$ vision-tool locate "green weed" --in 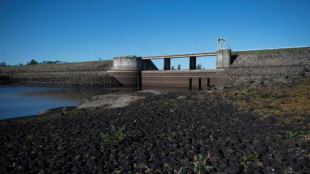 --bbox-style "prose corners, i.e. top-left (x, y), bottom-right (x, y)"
top-left (101, 133), bottom-right (111, 142)
top-left (101, 125), bottom-right (126, 144)
top-left (10, 163), bottom-right (16, 168)
top-left (194, 154), bottom-right (213, 174)
top-left (177, 154), bottom-right (212, 174)
top-left (61, 108), bottom-right (67, 115)
top-left (239, 151), bottom-right (261, 171)
top-left (38, 169), bottom-right (45, 174)
top-left (25, 135), bottom-right (33, 141)
top-left (249, 151), bottom-right (260, 161)
top-left (287, 131), bottom-right (298, 139)
top-left (299, 130), bottom-right (310, 134)
top-left (239, 155), bottom-right (247, 166)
